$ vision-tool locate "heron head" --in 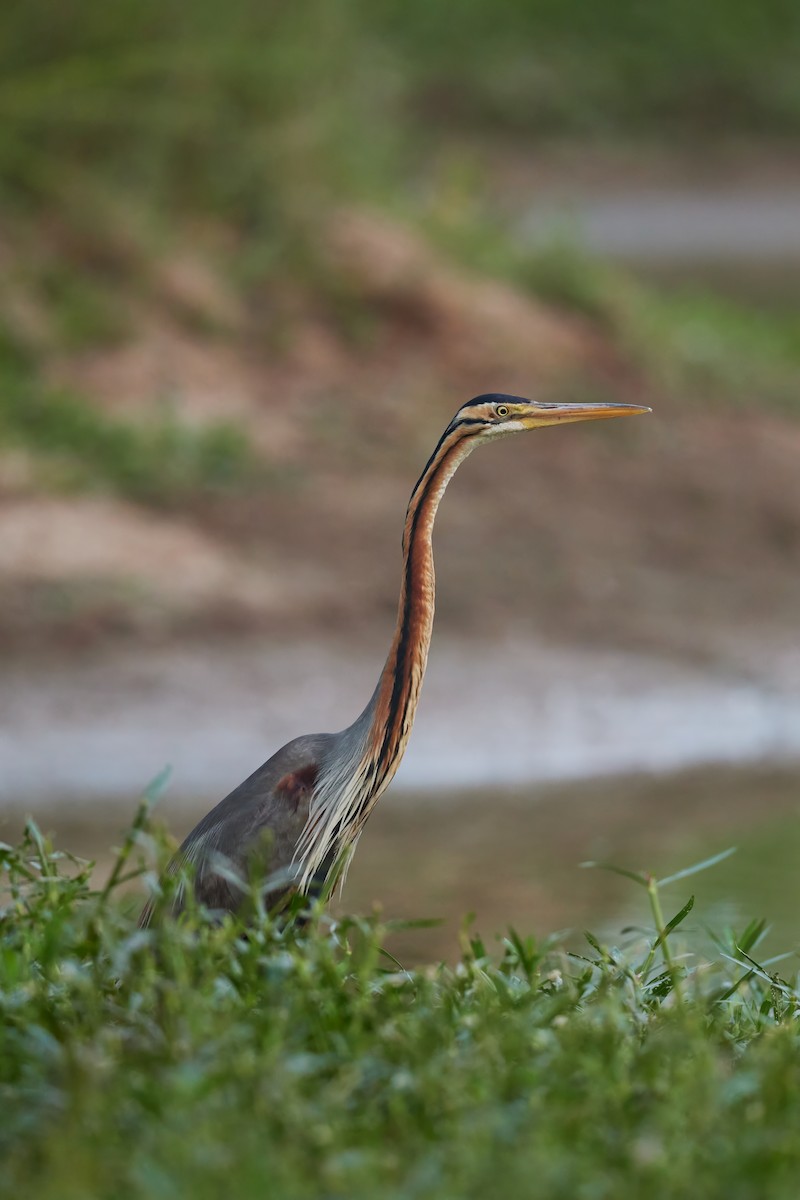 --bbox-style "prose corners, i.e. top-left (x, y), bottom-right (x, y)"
top-left (451, 393), bottom-right (651, 436)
